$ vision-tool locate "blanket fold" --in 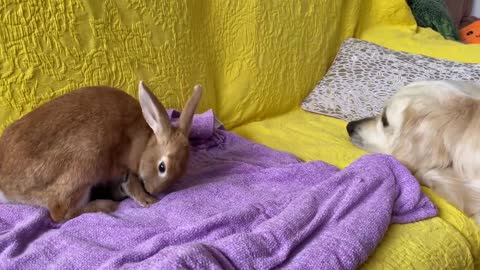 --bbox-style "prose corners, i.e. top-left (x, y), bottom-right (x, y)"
top-left (0, 110), bottom-right (437, 269)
